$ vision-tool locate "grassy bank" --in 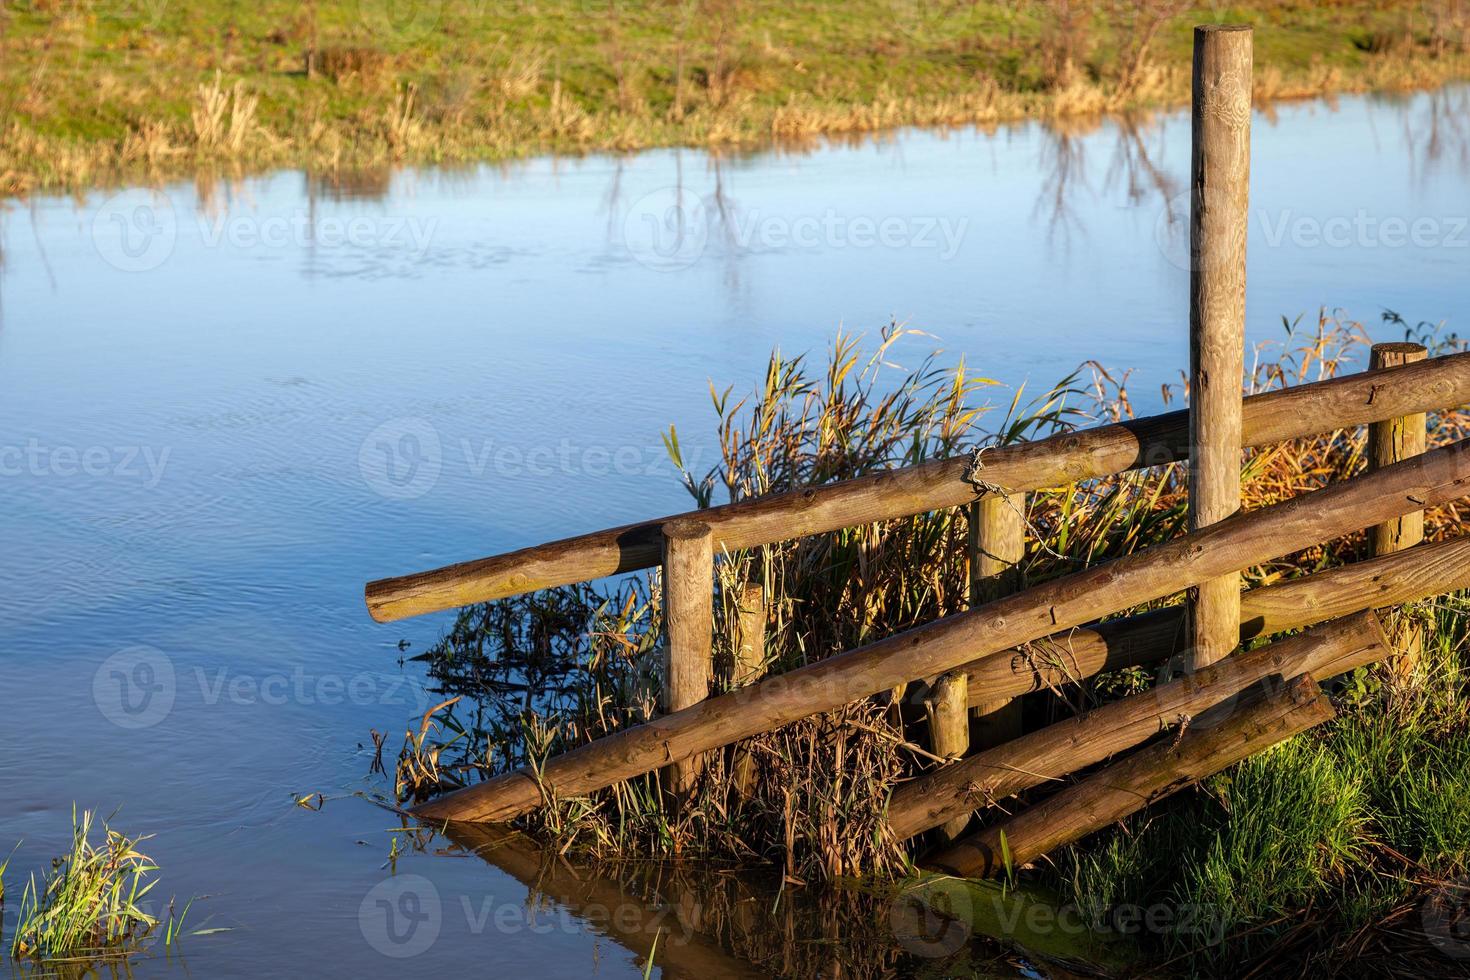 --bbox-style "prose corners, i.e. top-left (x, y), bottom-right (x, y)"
top-left (392, 314), bottom-right (1470, 975)
top-left (3, 1), bottom-right (1469, 195)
